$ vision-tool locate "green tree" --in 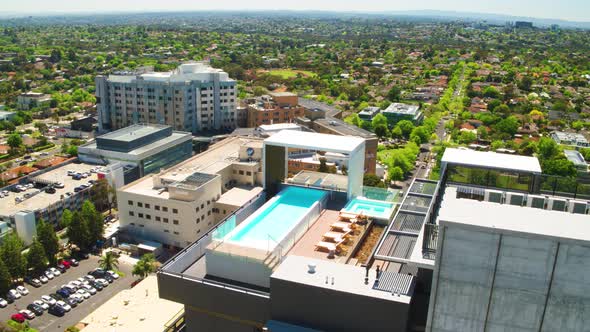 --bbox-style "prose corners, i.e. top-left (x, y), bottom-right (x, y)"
top-left (493, 116), bottom-right (519, 136)
top-left (388, 166), bottom-right (404, 183)
top-left (457, 131), bottom-right (477, 144)
top-left (538, 137), bottom-right (559, 159)
top-left (98, 251), bottom-right (119, 271)
top-left (0, 233), bottom-right (26, 280)
top-left (410, 126), bottom-right (429, 145)
top-left (60, 209), bottom-right (73, 229)
top-left (0, 259), bottom-right (11, 296)
top-left (371, 113), bottom-right (388, 128)
top-left (132, 254), bottom-right (157, 279)
top-left (26, 239), bottom-right (47, 276)
top-left (396, 120), bottom-right (415, 138)
top-left (81, 200), bottom-right (104, 246)
top-left (374, 124), bottom-right (389, 139)
top-left (318, 157), bottom-right (329, 173)
top-left (67, 211), bottom-right (90, 251)
top-left (90, 179), bottom-right (116, 214)
top-left (36, 220), bottom-right (60, 266)
top-left (33, 122), bottom-right (48, 134)
top-left (387, 86), bottom-right (401, 102)
top-left (363, 174), bottom-right (385, 188)
top-left (7, 133), bottom-right (22, 150)
top-left (390, 126), bottom-right (403, 139)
